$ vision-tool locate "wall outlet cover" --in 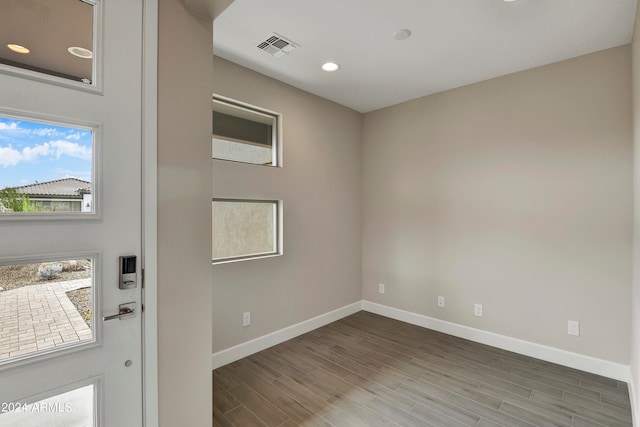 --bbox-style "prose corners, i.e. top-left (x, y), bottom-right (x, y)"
top-left (474, 304), bottom-right (483, 317)
top-left (437, 296), bottom-right (445, 308)
top-left (568, 320), bottom-right (580, 336)
top-left (379, 283), bottom-right (385, 294)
